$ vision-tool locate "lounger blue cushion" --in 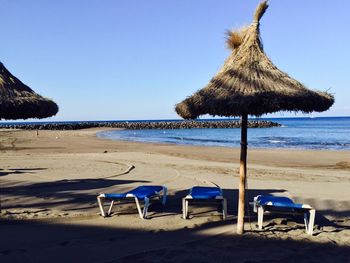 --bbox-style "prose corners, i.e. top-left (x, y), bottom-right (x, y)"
top-left (189, 186), bottom-right (222, 199)
top-left (104, 193), bottom-right (128, 199)
top-left (104, 185), bottom-right (164, 200)
top-left (256, 195), bottom-right (303, 209)
top-left (127, 185), bottom-right (164, 199)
